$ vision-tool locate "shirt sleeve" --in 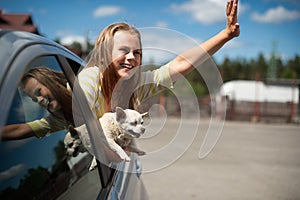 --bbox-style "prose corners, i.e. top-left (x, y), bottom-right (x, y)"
top-left (138, 62), bottom-right (174, 102)
top-left (27, 119), bottom-right (51, 138)
top-left (26, 113), bottom-right (67, 138)
top-left (77, 66), bottom-right (104, 118)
